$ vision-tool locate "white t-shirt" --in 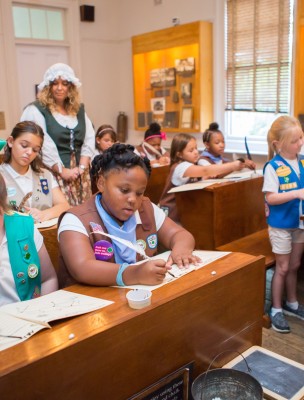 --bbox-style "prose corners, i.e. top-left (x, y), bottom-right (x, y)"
top-left (1, 163), bottom-right (58, 207)
top-left (58, 202), bottom-right (166, 238)
top-left (263, 158), bottom-right (303, 229)
top-left (0, 226), bottom-right (43, 306)
top-left (171, 161), bottom-right (195, 186)
top-left (20, 104), bottom-right (96, 169)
